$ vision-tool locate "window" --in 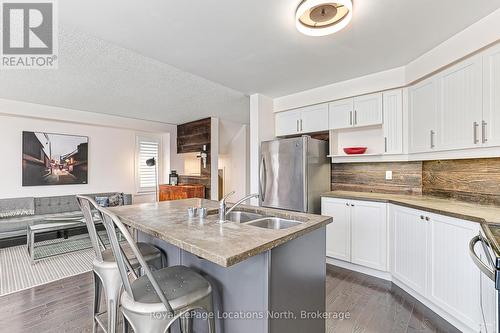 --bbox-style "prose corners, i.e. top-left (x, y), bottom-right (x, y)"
top-left (136, 135), bottom-right (160, 193)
